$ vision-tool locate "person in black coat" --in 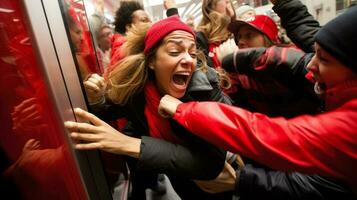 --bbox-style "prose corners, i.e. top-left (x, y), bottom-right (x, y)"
top-left (65, 15), bottom-right (235, 200)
